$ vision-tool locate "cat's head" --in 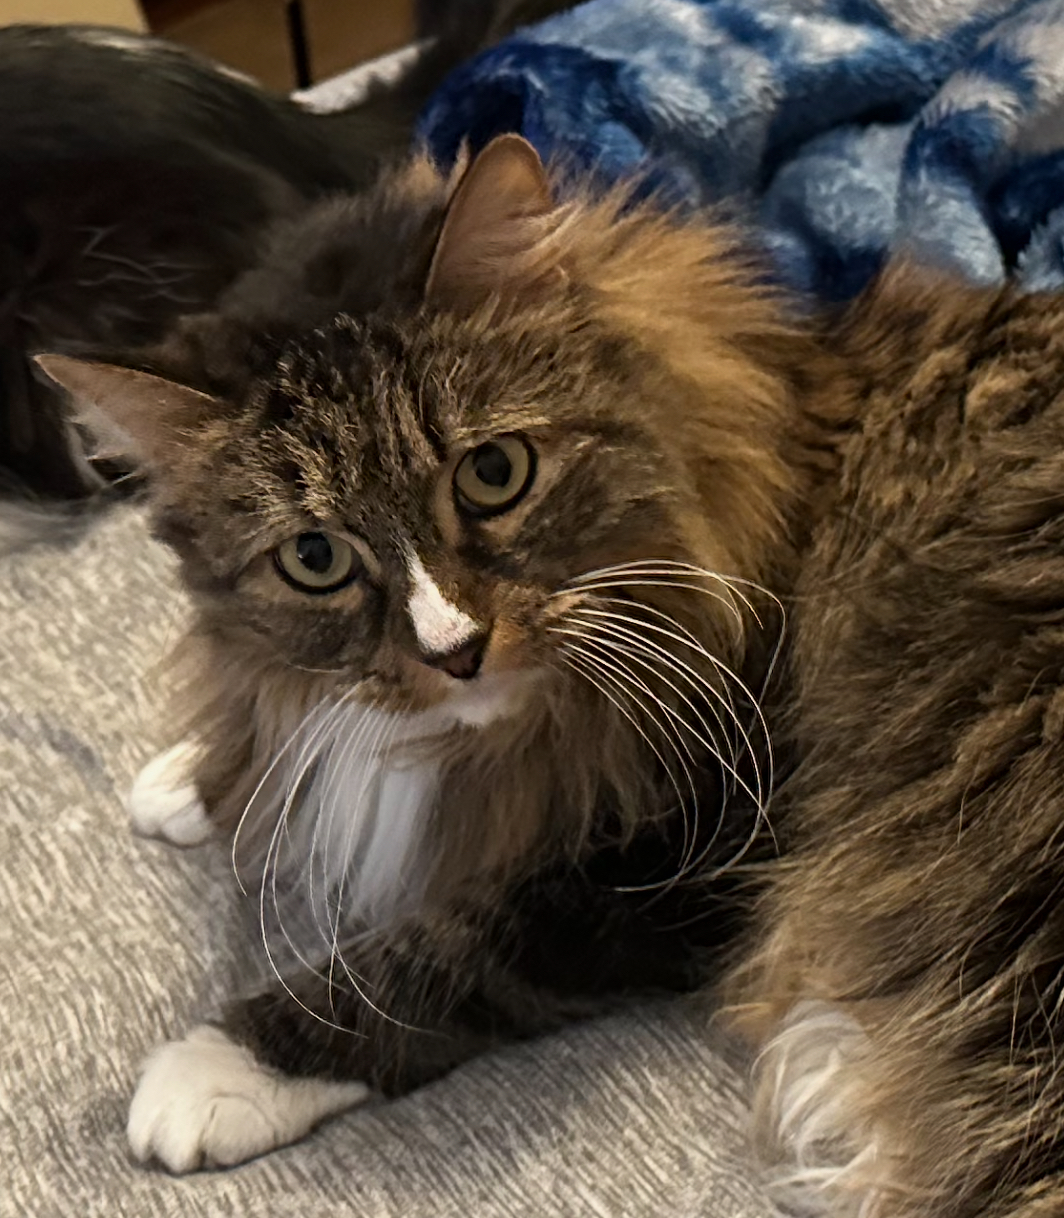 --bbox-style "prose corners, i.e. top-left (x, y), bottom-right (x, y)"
top-left (39, 135), bottom-right (810, 784)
